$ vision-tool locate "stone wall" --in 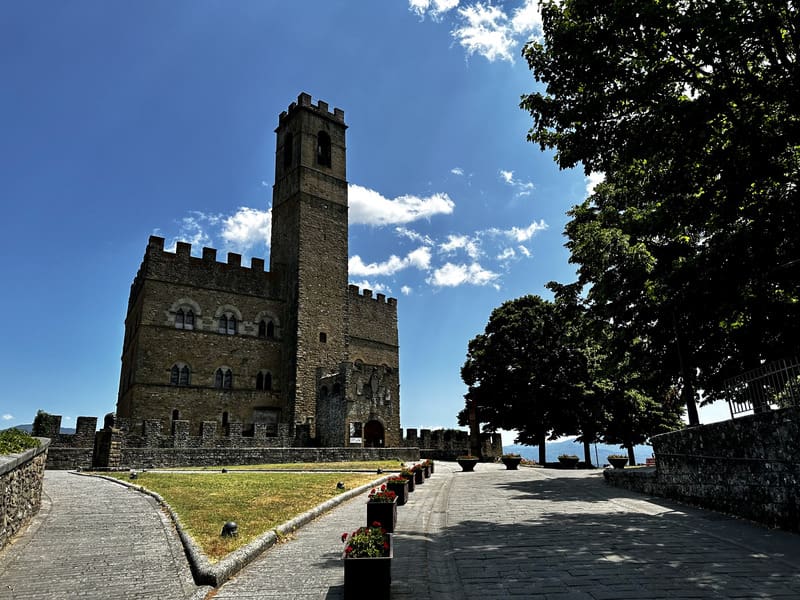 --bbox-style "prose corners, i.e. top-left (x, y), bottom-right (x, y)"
top-left (1, 438), bottom-right (50, 550)
top-left (401, 428), bottom-right (503, 461)
top-left (605, 406), bottom-right (800, 532)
